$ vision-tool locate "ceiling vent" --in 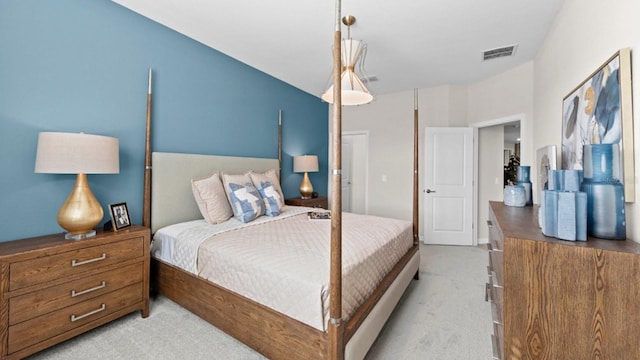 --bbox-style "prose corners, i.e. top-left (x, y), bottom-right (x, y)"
top-left (482, 45), bottom-right (517, 60)
top-left (361, 75), bottom-right (378, 83)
